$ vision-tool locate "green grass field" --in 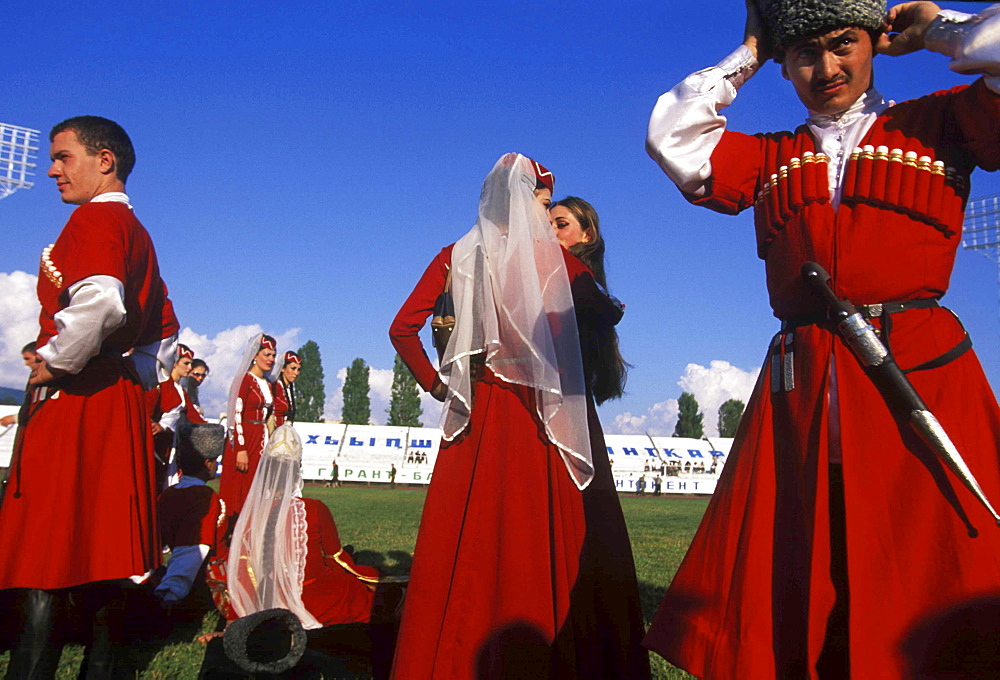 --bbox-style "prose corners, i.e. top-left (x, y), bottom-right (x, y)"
top-left (0, 487), bottom-right (707, 679)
